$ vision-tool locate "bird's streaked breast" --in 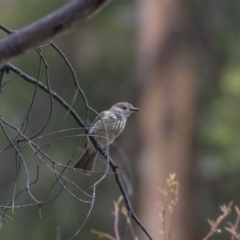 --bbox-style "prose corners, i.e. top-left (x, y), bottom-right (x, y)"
top-left (89, 112), bottom-right (126, 147)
